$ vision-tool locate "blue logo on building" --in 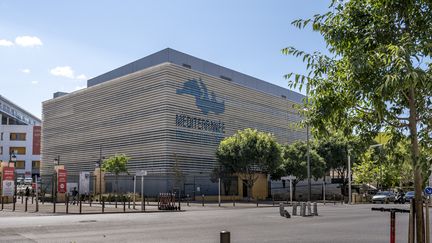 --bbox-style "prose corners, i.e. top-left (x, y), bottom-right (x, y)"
top-left (176, 78), bottom-right (225, 115)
